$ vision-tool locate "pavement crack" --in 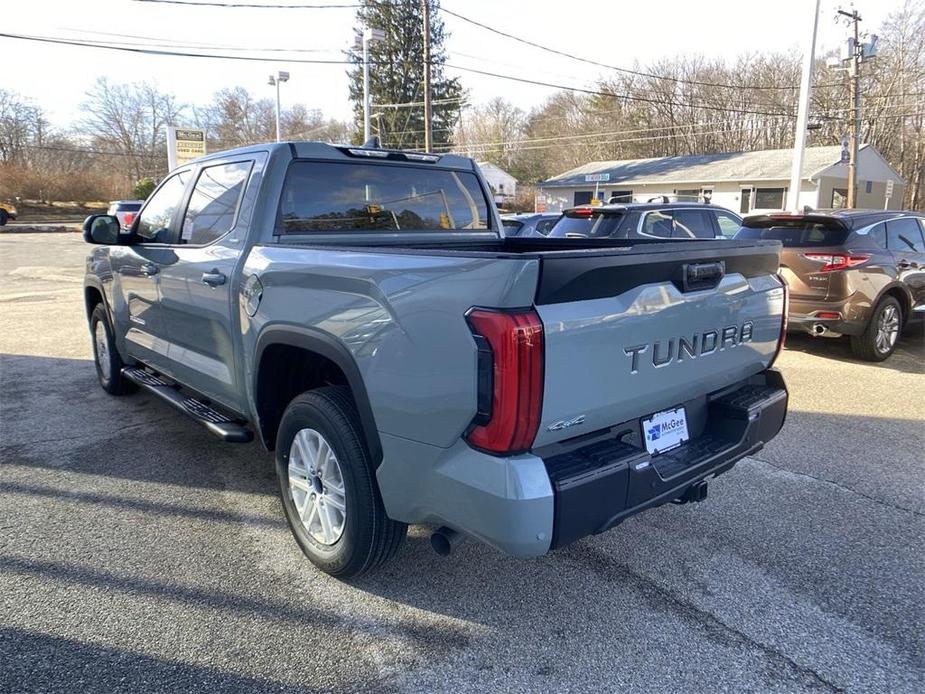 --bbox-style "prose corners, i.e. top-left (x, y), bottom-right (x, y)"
top-left (4, 421), bottom-right (150, 449)
top-left (748, 456), bottom-right (924, 518)
top-left (558, 543), bottom-right (845, 693)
